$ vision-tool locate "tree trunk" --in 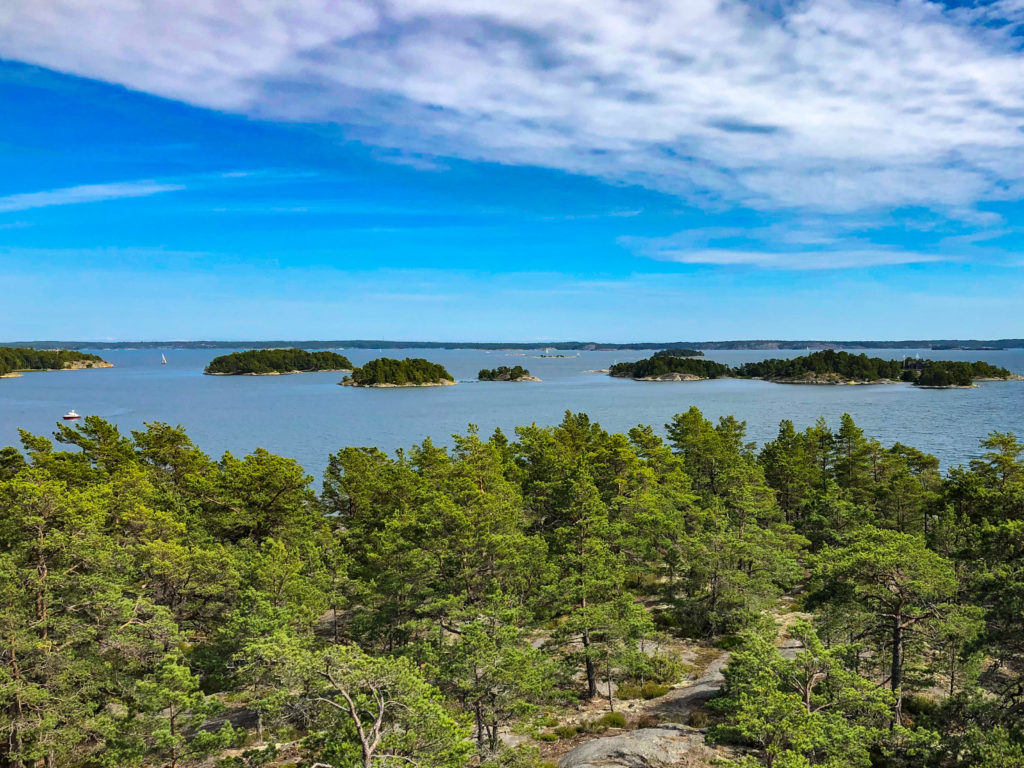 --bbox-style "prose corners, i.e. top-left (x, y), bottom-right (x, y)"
top-left (169, 703), bottom-right (178, 768)
top-left (891, 615), bottom-right (904, 724)
top-left (475, 702), bottom-right (485, 751)
top-left (582, 629), bottom-right (597, 699)
top-left (607, 657), bottom-right (614, 712)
